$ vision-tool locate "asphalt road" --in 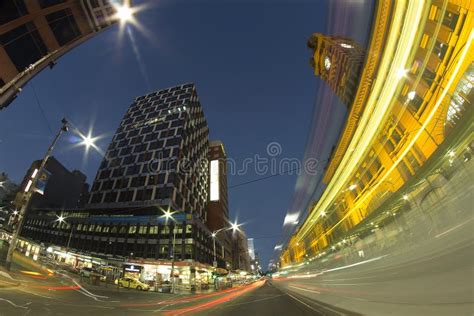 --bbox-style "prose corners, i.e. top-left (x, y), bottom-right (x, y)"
top-left (198, 280), bottom-right (359, 316)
